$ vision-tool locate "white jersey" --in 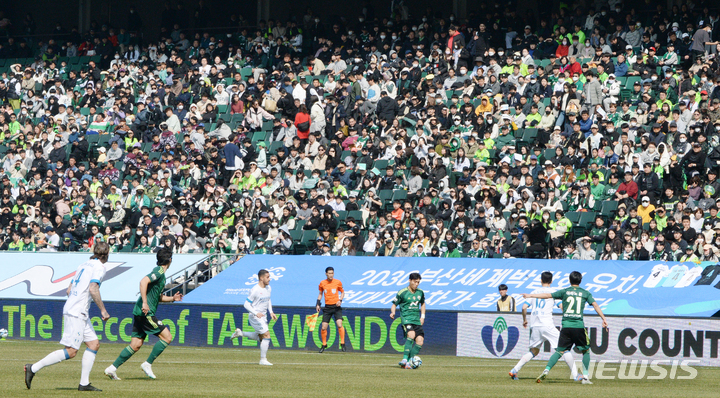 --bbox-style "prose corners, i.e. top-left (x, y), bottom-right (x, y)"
top-left (643, 264), bottom-right (670, 288)
top-left (245, 284), bottom-right (272, 317)
top-left (528, 287), bottom-right (557, 328)
top-left (63, 259), bottom-right (107, 320)
top-left (662, 265), bottom-right (688, 287)
top-left (675, 266), bottom-right (704, 288)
